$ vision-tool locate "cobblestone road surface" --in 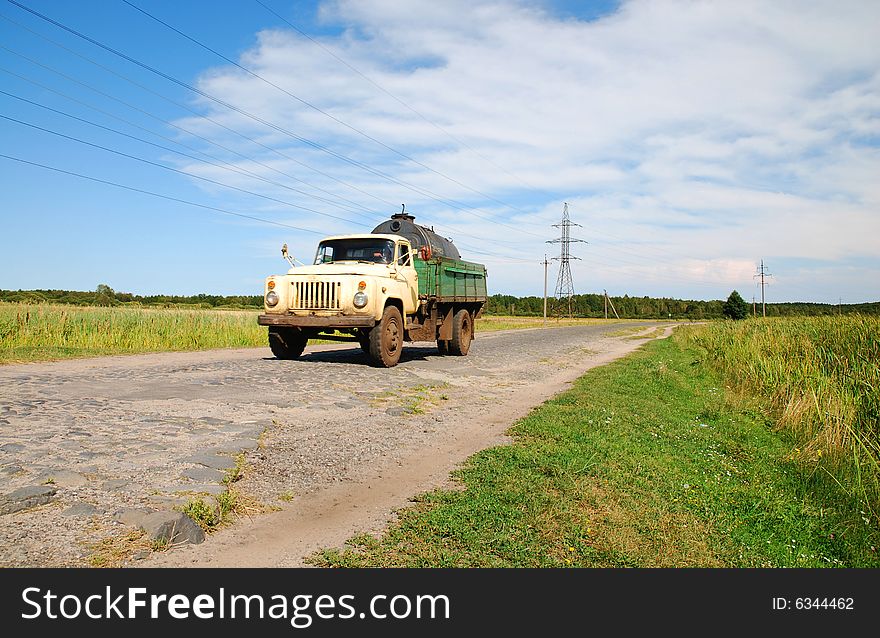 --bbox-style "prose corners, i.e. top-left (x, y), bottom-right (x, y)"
top-left (0, 321), bottom-right (663, 566)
